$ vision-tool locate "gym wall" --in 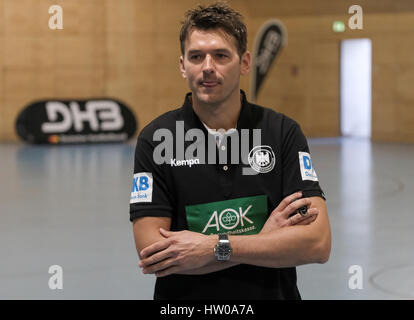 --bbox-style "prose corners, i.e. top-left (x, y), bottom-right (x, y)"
top-left (0, 0), bottom-right (413, 142)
